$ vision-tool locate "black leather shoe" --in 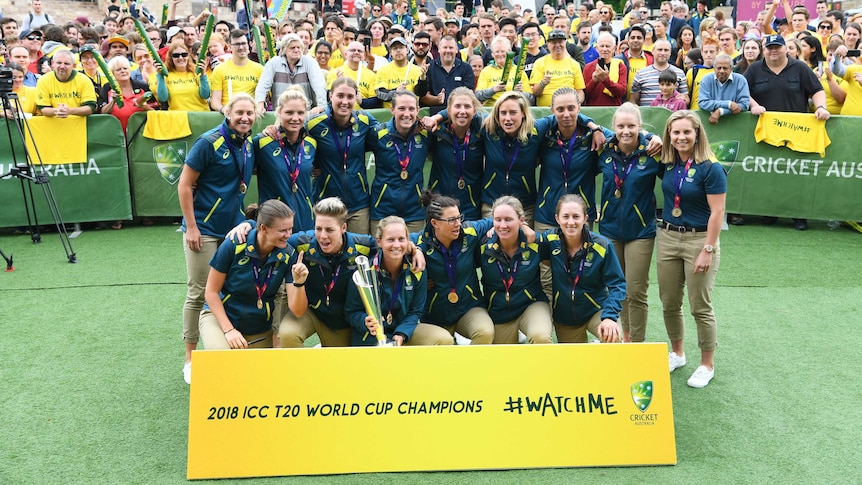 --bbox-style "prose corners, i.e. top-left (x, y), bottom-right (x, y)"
top-left (794, 219), bottom-right (808, 231)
